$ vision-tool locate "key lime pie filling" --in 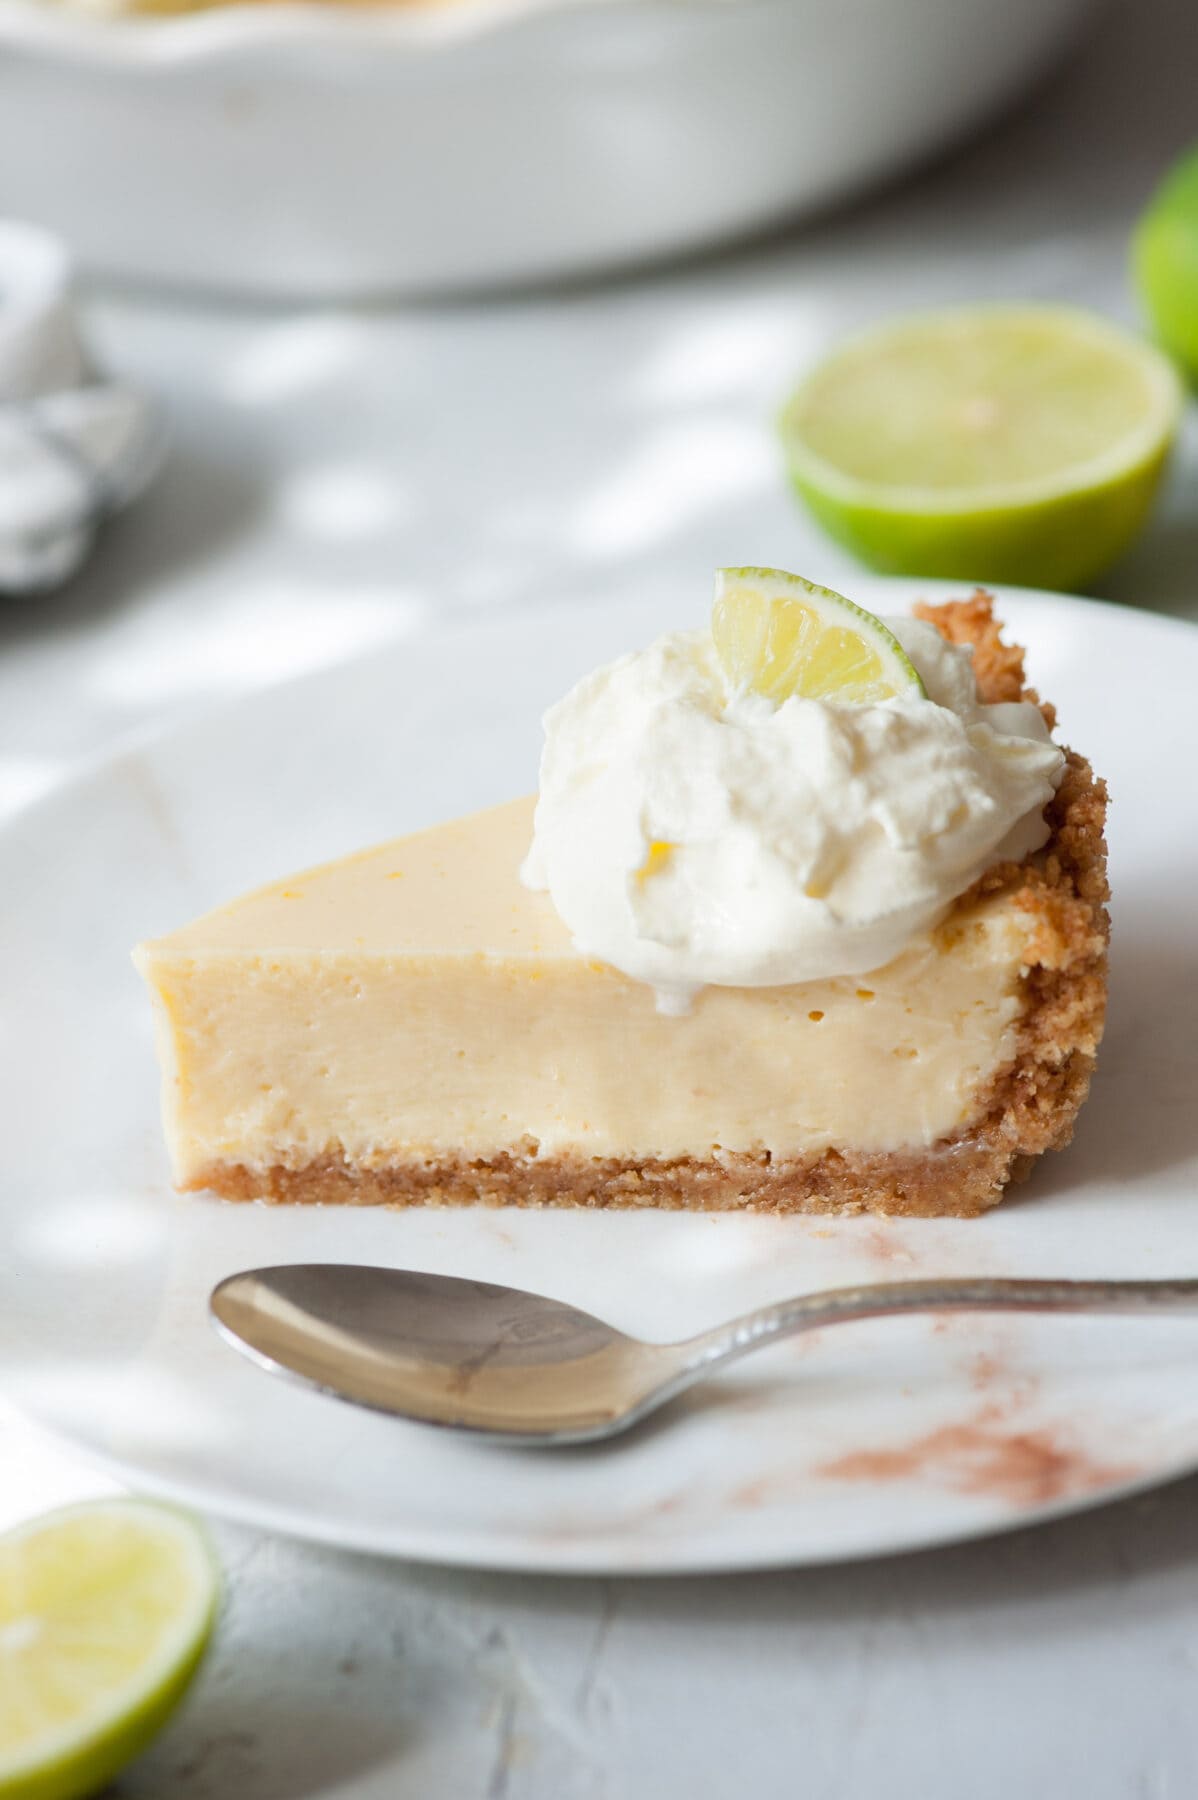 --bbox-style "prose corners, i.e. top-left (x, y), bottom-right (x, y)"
top-left (135, 575), bottom-right (1108, 1217)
